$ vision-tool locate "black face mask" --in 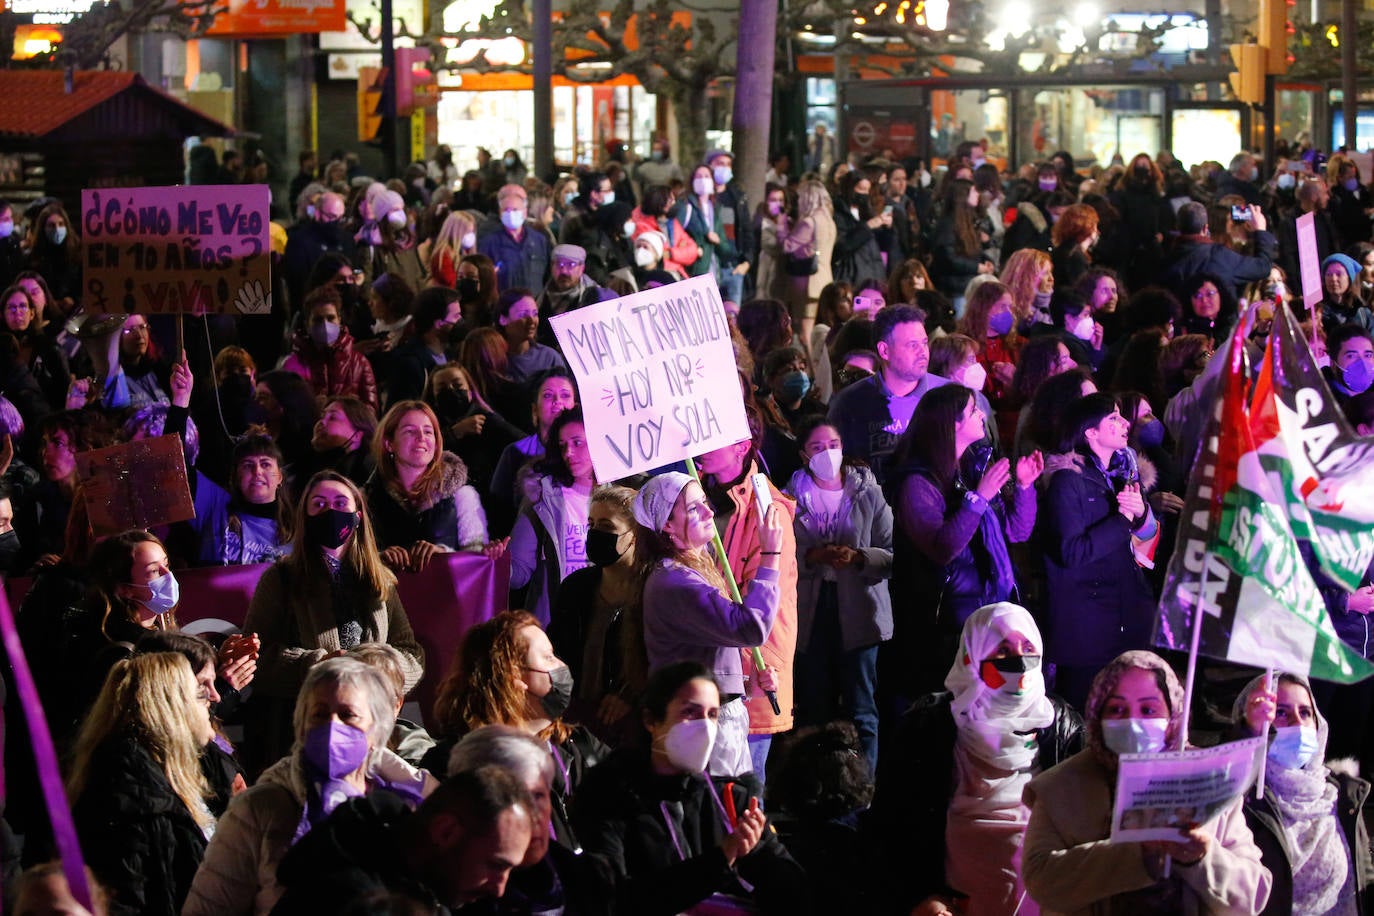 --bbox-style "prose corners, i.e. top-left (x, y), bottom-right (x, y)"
top-left (456, 277), bottom-right (480, 302)
top-left (436, 388), bottom-right (471, 421)
top-left (534, 665), bottom-right (573, 720)
top-left (0, 530), bottom-right (21, 573)
top-left (585, 527), bottom-right (627, 567)
top-left (307, 508), bottom-right (360, 550)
